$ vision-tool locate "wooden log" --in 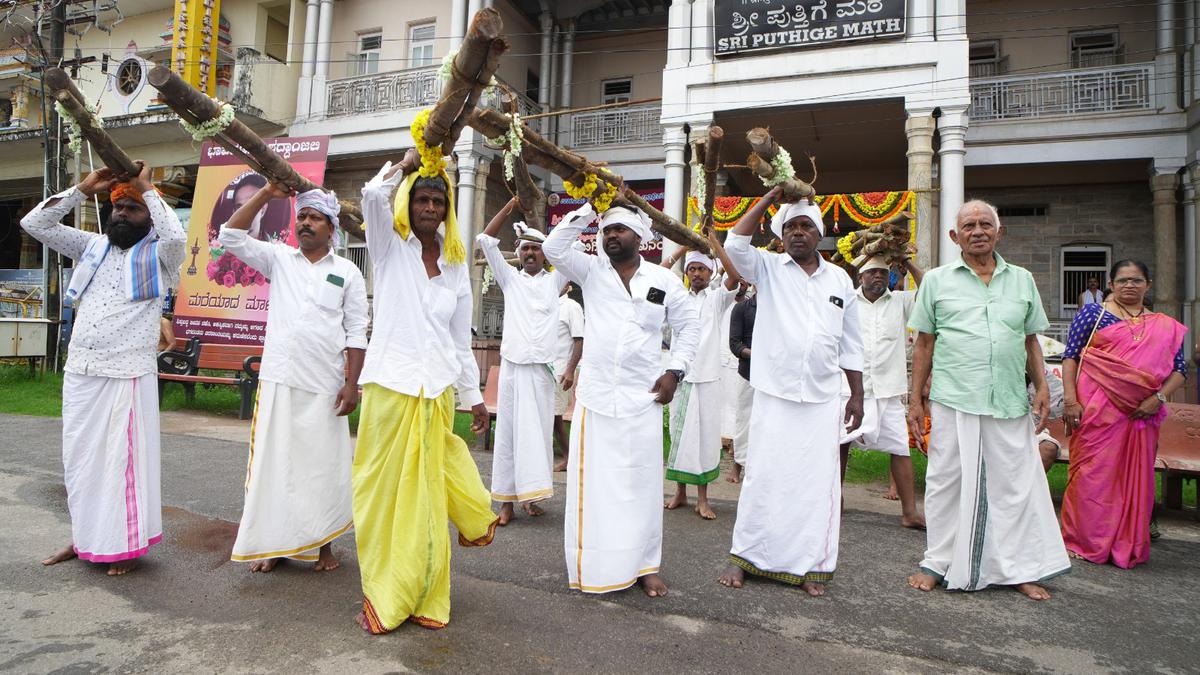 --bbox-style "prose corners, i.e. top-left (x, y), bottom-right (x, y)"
top-left (701, 126), bottom-right (723, 232)
top-left (745, 127), bottom-right (816, 202)
top-left (52, 90), bottom-right (142, 179)
top-left (511, 155), bottom-right (546, 230)
top-left (746, 127), bottom-right (778, 159)
top-left (425, 7), bottom-right (507, 150)
top-left (147, 65), bottom-right (364, 238)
